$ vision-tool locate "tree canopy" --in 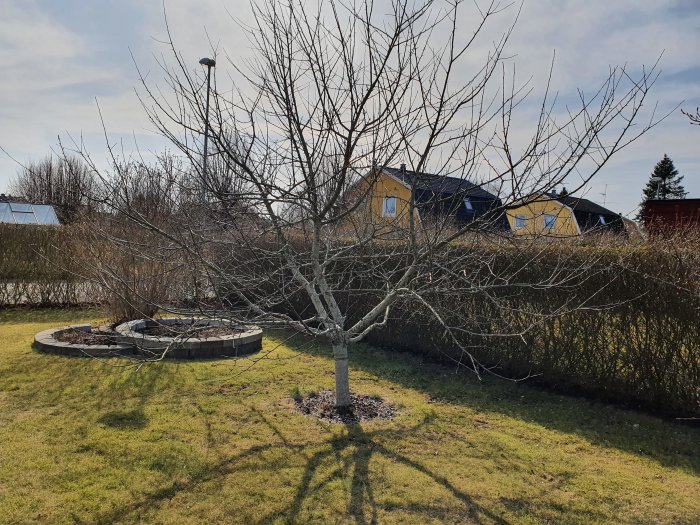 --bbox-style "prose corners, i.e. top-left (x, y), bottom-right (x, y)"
top-left (74, 0), bottom-right (662, 409)
top-left (636, 154), bottom-right (687, 221)
top-left (10, 154), bottom-right (99, 224)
